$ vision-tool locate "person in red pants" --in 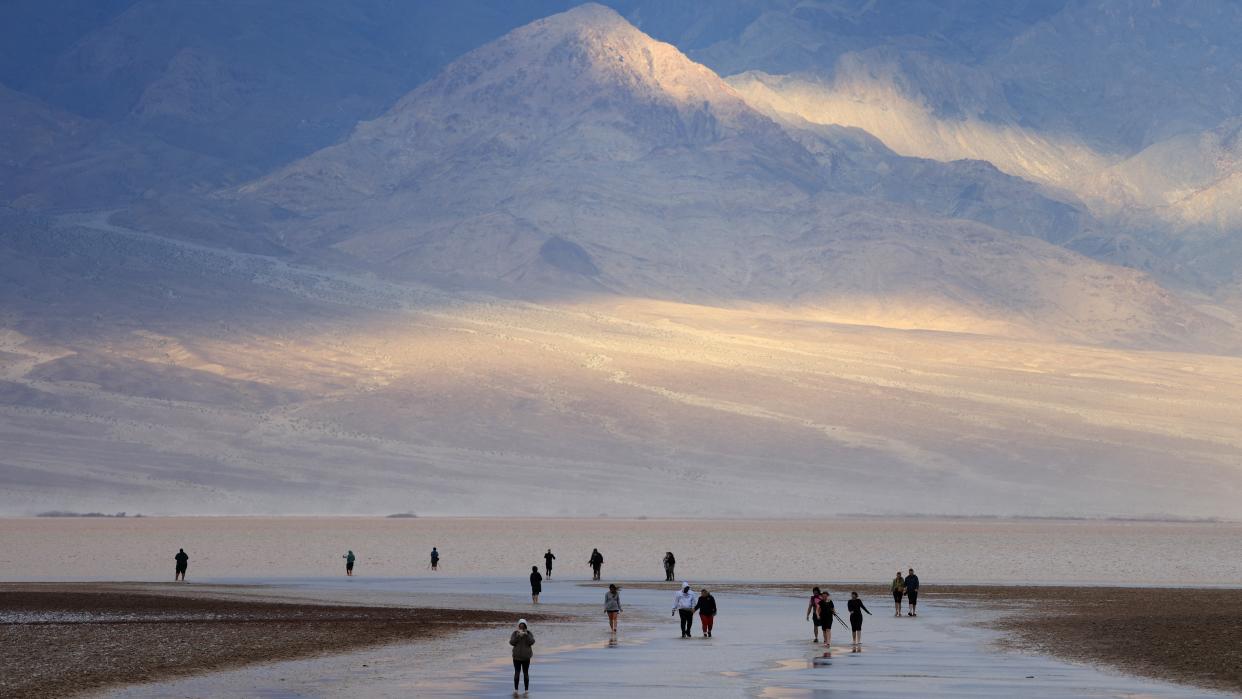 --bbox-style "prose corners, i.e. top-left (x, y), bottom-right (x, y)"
top-left (694, 588), bottom-right (717, 637)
